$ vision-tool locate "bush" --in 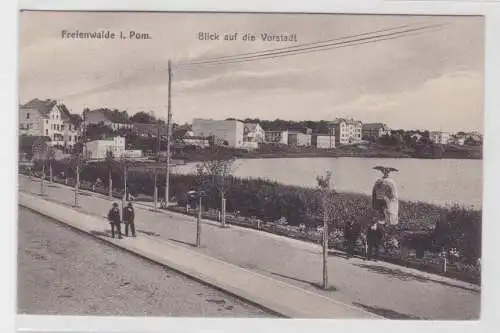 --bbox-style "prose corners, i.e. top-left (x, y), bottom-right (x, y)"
top-left (41, 160), bottom-right (481, 263)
